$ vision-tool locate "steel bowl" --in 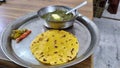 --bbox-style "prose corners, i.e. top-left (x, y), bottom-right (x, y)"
top-left (37, 5), bottom-right (77, 29)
